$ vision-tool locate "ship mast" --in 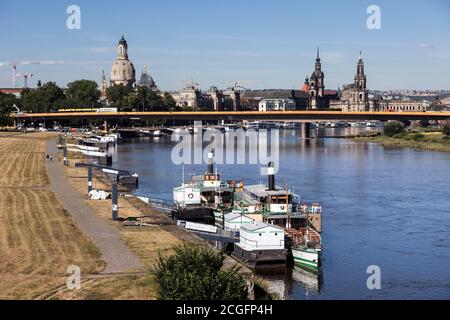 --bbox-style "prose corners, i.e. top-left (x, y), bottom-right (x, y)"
top-left (182, 164), bottom-right (185, 206)
top-left (285, 184), bottom-right (290, 229)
